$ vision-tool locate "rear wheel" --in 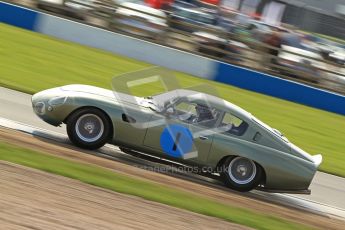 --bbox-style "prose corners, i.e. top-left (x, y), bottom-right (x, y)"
top-left (222, 156), bottom-right (262, 192)
top-left (66, 108), bottom-right (111, 150)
